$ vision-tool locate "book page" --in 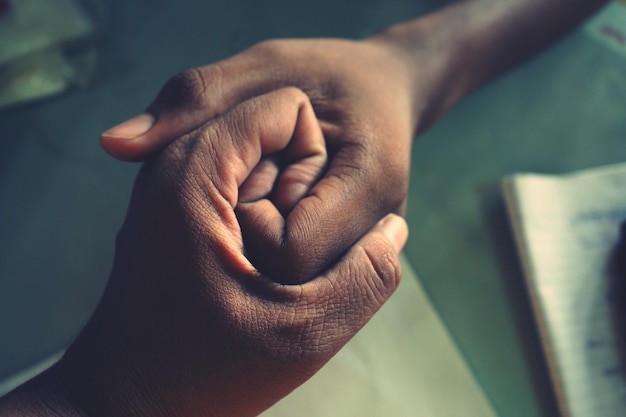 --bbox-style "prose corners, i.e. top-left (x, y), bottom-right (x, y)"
top-left (503, 164), bottom-right (626, 417)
